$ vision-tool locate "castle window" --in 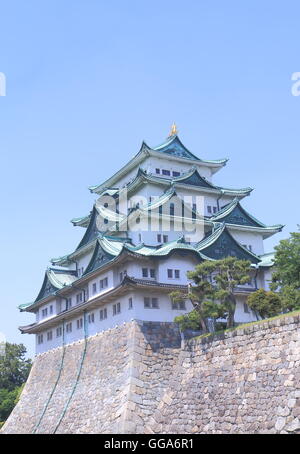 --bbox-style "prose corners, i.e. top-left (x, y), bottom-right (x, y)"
top-left (170, 203), bottom-right (174, 216)
top-left (56, 327), bottom-right (62, 337)
top-left (76, 293), bottom-right (83, 304)
top-left (167, 269), bottom-right (173, 278)
top-left (156, 168), bottom-right (160, 174)
top-left (162, 169), bottom-right (170, 176)
top-left (47, 331), bottom-right (53, 341)
top-left (207, 206), bottom-right (212, 214)
top-left (92, 283), bottom-right (97, 294)
top-left (172, 300), bottom-right (186, 310)
top-left (144, 297), bottom-right (159, 309)
top-left (113, 303), bottom-right (121, 315)
top-left (150, 269), bottom-right (155, 279)
top-left (157, 234), bottom-right (162, 243)
top-left (175, 269), bottom-right (180, 279)
top-left (42, 308), bottom-right (48, 318)
top-left (163, 235), bottom-right (168, 243)
top-left (172, 171), bottom-right (180, 177)
top-left (213, 206), bottom-right (217, 213)
top-left (77, 318), bottom-right (83, 329)
top-left (128, 297), bottom-right (133, 309)
top-left (37, 334), bottom-right (43, 345)
top-left (88, 313), bottom-right (94, 324)
top-left (49, 305), bottom-right (53, 315)
top-left (152, 297), bottom-right (159, 308)
top-left (100, 277), bottom-right (108, 289)
top-left (66, 297), bottom-right (72, 309)
top-left (66, 322), bottom-right (72, 333)
top-left (100, 308), bottom-right (107, 320)
top-left (142, 268), bottom-right (148, 278)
